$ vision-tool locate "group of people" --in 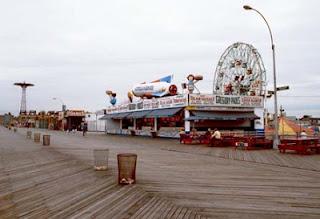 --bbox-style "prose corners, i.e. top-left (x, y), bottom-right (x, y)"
top-left (67, 122), bottom-right (88, 136)
top-left (180, 127), bottom-right (221, 140)
top-left (206, 128), bottom-right (221, 140)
